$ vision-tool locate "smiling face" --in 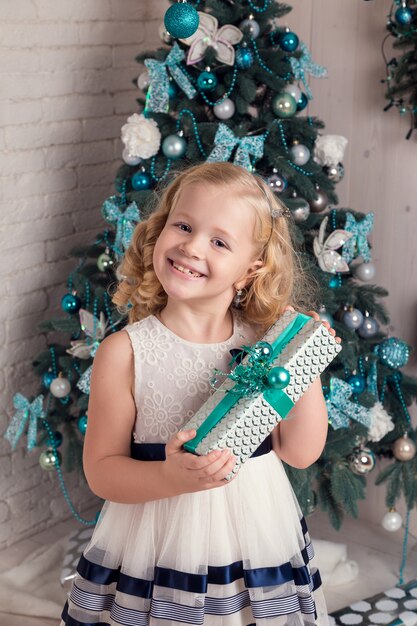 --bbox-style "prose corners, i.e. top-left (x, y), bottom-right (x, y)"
top-left (152, 182), bottom-right (263, 312)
